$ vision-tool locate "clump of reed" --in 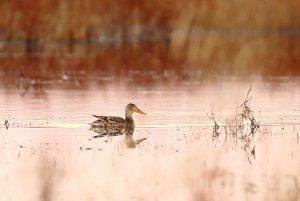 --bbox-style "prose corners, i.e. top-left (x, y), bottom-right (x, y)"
top-left (208, 88), bottom-right (259, 164)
